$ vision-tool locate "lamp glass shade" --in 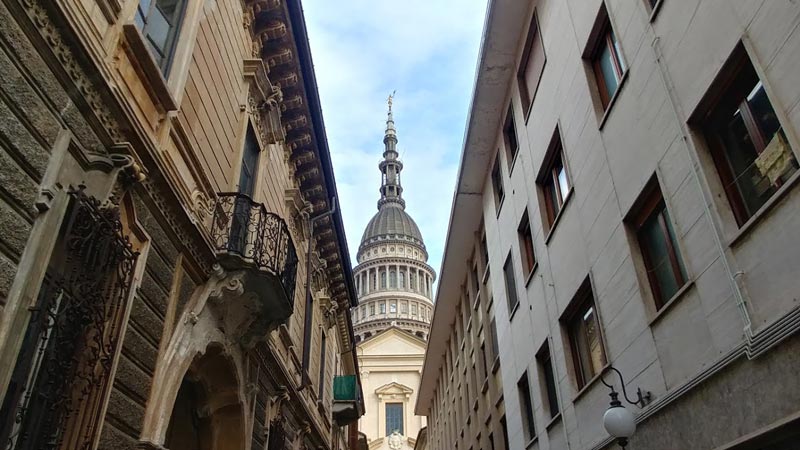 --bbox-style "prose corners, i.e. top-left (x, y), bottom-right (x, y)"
top-left (603, 405), bottom-right (636, 438)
